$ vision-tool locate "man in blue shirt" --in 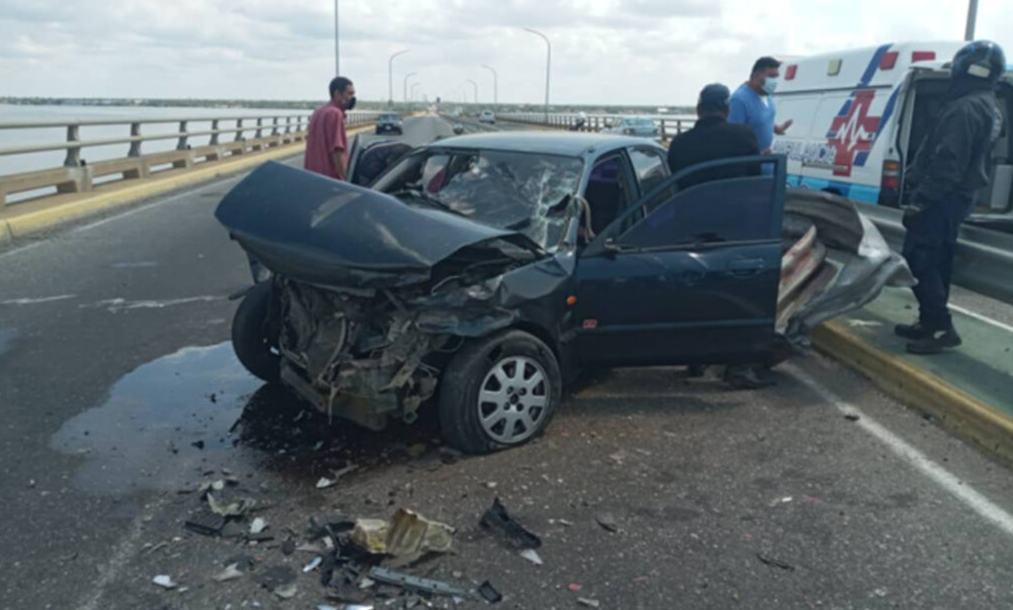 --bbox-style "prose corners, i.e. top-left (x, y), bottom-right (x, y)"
top-left (729, 56), bottom-right (793, 153)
